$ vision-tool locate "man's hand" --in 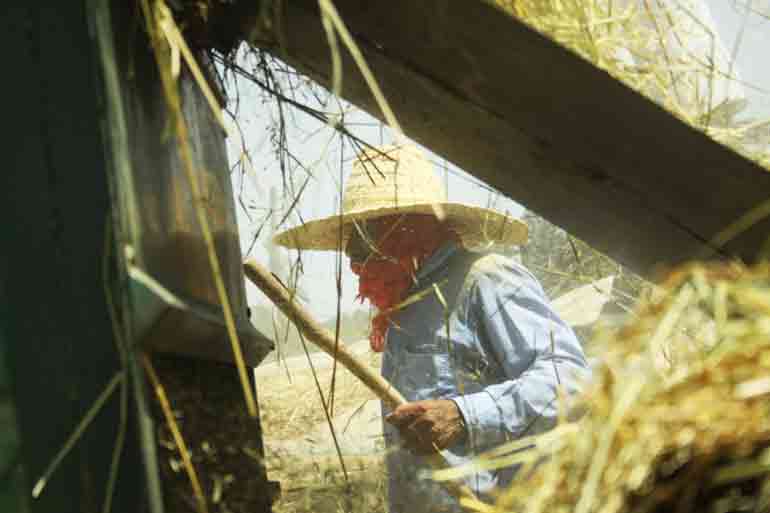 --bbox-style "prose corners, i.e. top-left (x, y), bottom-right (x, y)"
top-left (385, 399), bottom-right (467, 454)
